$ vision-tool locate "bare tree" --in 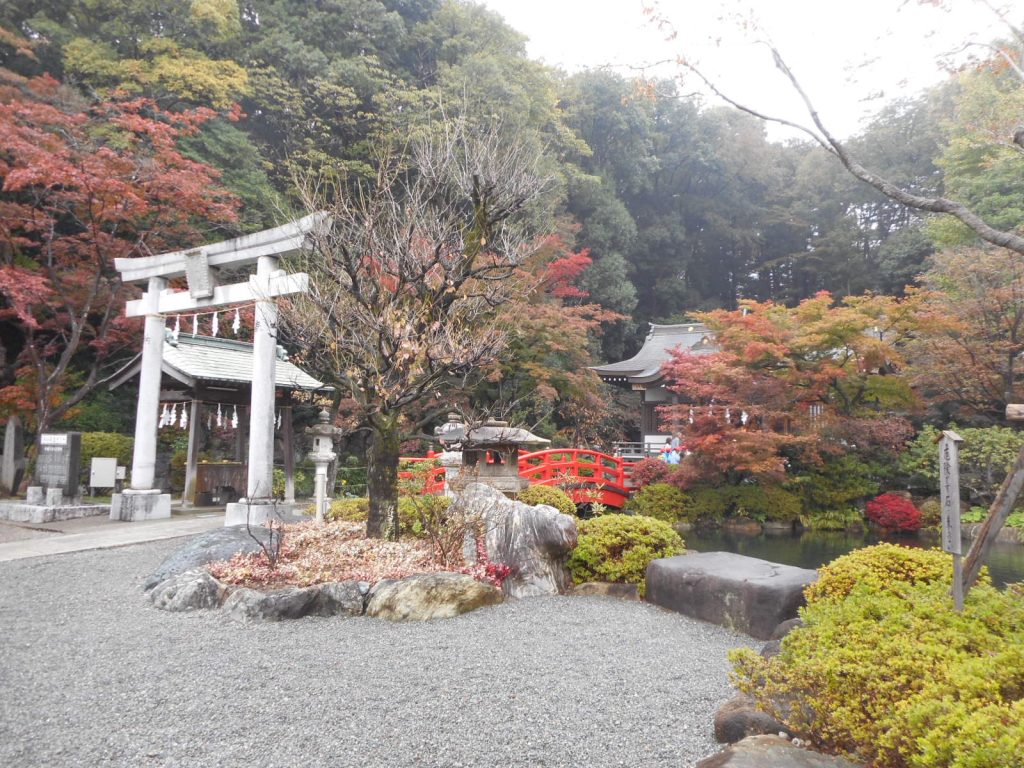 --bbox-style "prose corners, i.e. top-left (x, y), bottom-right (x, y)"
top-left (280, 120), bottom-right (551, 538)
